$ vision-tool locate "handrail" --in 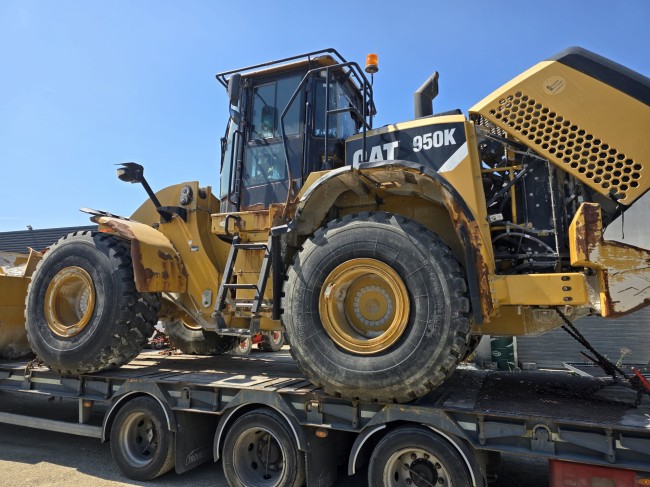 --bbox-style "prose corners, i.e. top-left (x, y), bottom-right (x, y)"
top-left (279, 60), bottom-right (374, 219)
top-left (216, 48), bottom-right (349, 88)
